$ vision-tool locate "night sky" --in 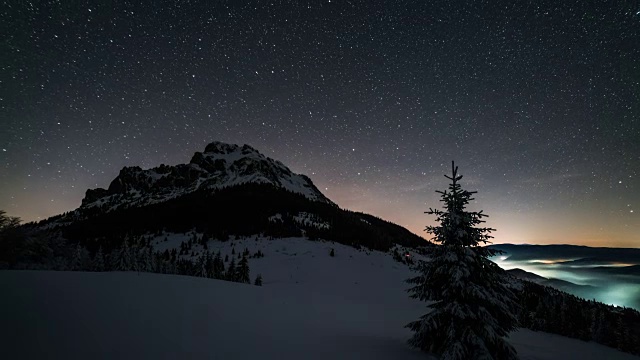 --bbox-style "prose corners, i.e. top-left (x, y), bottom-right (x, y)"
top-left (2, 1), bottom-right (639, 247)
